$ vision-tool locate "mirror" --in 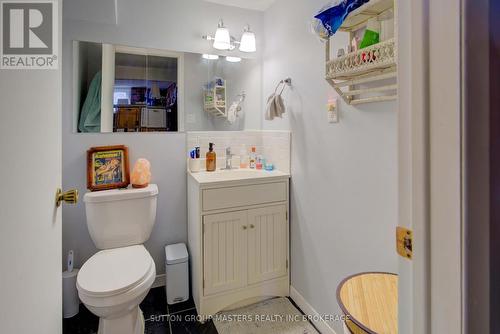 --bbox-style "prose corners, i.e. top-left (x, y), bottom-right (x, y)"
top-left (73, 41), bottom-right (262, 133)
